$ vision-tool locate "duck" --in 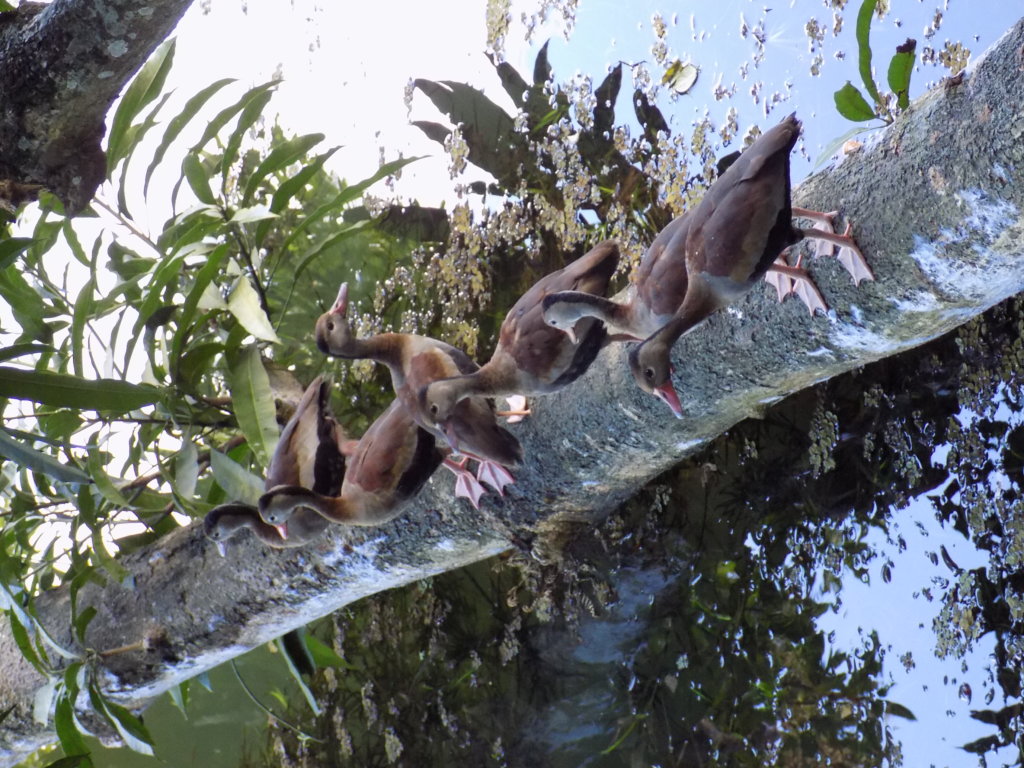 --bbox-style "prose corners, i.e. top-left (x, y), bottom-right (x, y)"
top-left (259, 396), bottom-right (469, 526)
top-left (203, 375), bottom-right (344, 552)
top-left (419, 240), bottom-right (619, 433)
top-left (203, 502), bottom-right (328, 553)
top-left (315, 283), bottom-right (523, 496)
top-left (625, 113), bottom-right (870, 417)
